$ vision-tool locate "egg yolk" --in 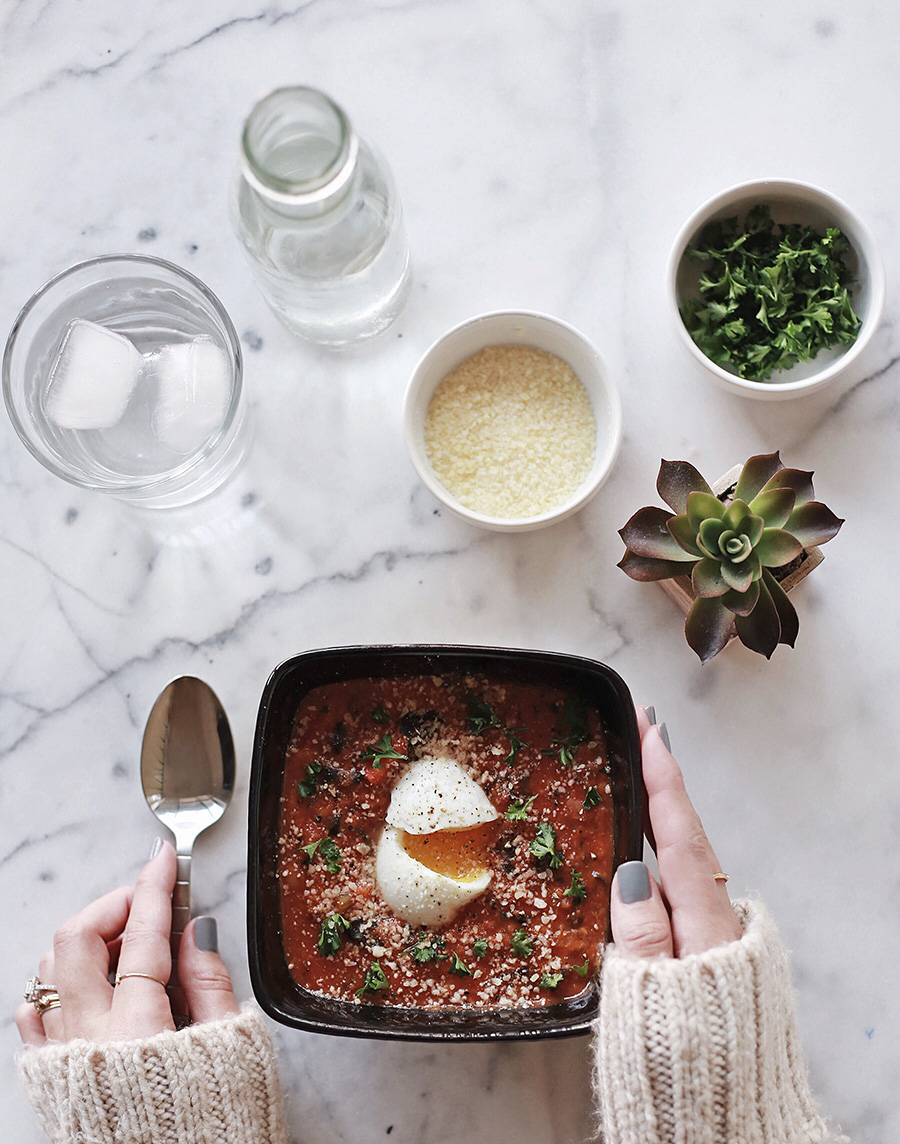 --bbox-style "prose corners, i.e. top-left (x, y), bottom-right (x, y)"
top-left (401, 823), bottom-right (494, 881)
